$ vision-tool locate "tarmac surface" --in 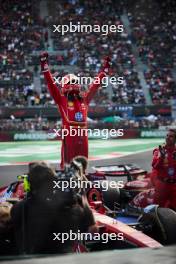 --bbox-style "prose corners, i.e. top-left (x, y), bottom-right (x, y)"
top-left (0, 150), bottom-right (152, 186)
